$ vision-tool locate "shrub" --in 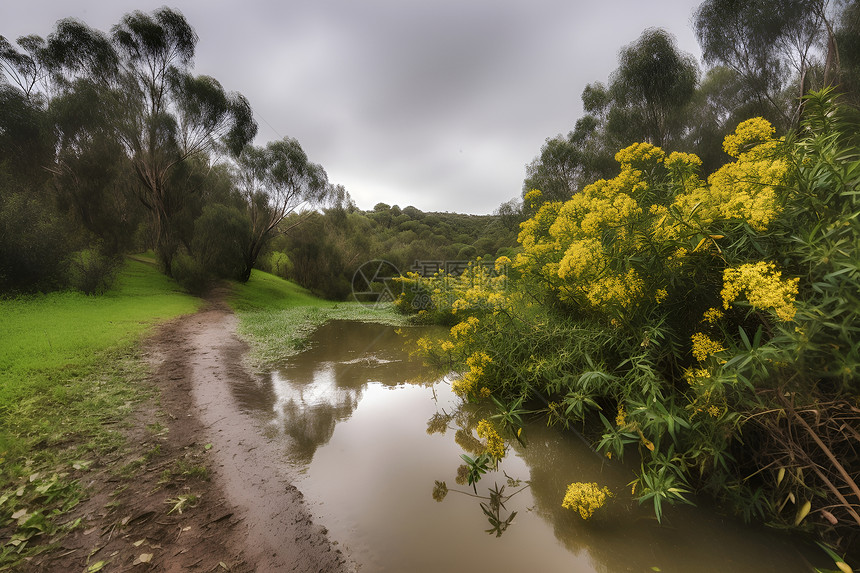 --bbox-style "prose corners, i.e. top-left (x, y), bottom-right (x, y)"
top-left (67, 249), bottom-right (122, 295)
